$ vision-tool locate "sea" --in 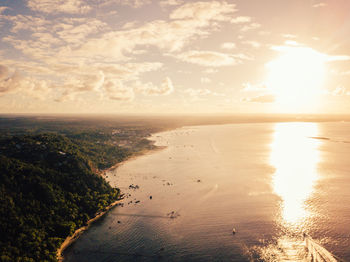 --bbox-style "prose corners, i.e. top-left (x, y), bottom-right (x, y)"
top-left (63, 122), bottom-right (350, 261)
